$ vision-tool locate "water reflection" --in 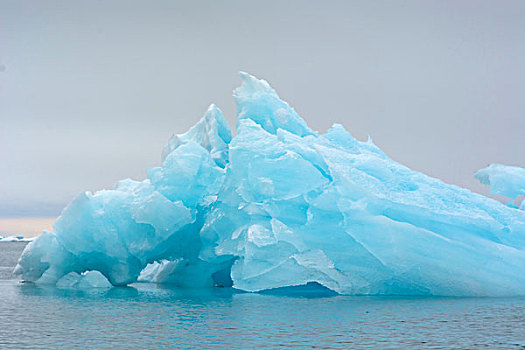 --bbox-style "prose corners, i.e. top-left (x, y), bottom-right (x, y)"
top-left (19, 282), bottom-right (140, 299)
top-left (2, 280), bottom-right (525, 349)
